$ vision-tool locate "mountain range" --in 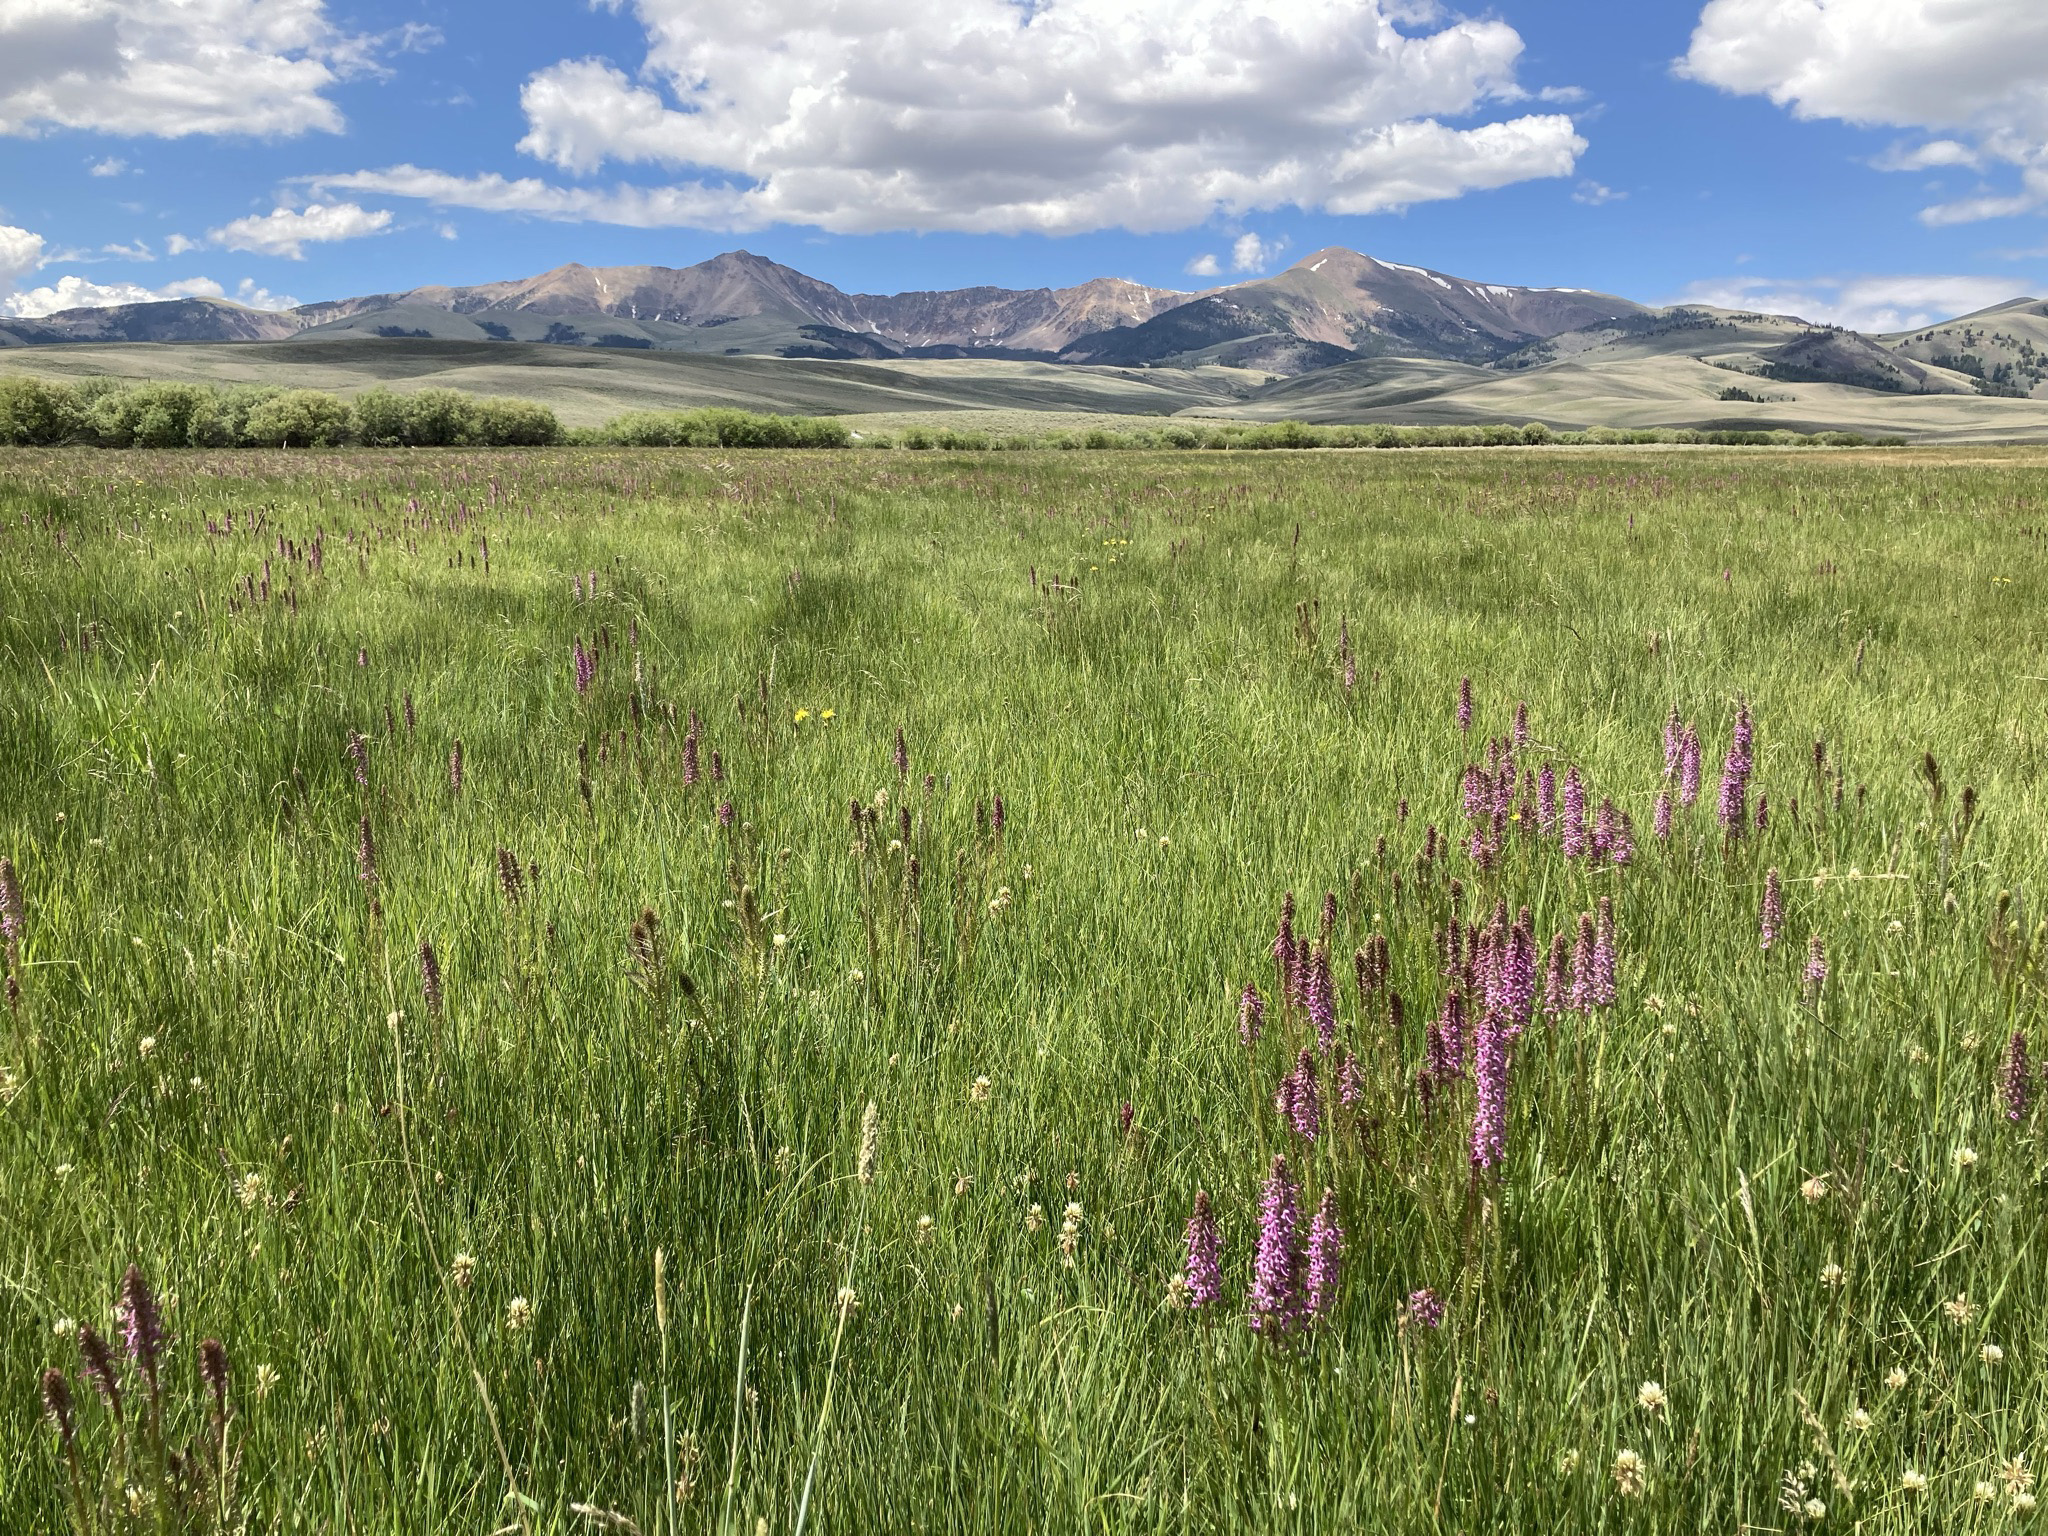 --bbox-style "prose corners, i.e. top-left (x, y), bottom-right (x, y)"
top-left (5, 247), bottom-right (2048, 434)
